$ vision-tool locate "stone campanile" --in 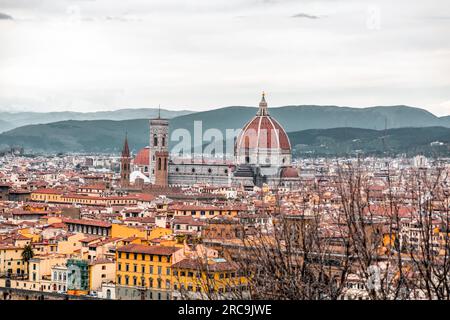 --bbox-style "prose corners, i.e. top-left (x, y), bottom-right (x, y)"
top-left (149, 113), bottom-right (169, 187)
top-left (120, 134), bottom-right (131, 187)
